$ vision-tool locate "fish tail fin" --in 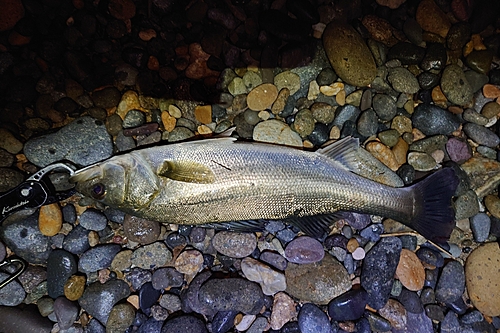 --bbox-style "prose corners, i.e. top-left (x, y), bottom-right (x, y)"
top-left (409, 168), bottom-right (459, 244)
